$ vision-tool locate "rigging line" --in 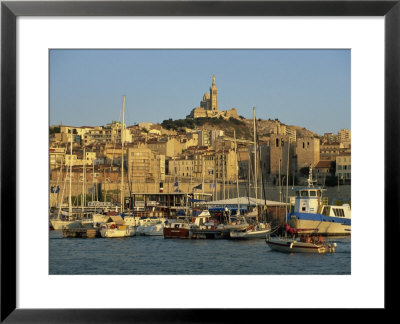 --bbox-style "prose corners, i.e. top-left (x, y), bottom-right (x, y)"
top-left (57, 161), bottom-right (69, 220)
